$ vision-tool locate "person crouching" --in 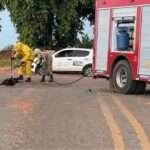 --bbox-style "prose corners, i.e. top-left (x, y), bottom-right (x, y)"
top-left (12, 42), bottom-right (34, 82)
